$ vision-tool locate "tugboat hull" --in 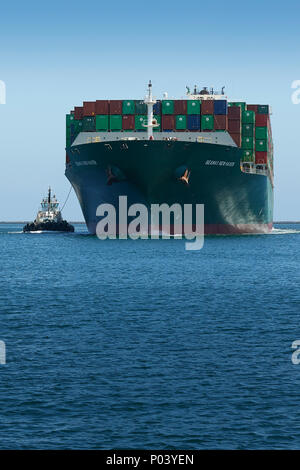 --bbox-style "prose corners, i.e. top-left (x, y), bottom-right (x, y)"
top-left (23, 221), bottom-right (74, 233)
